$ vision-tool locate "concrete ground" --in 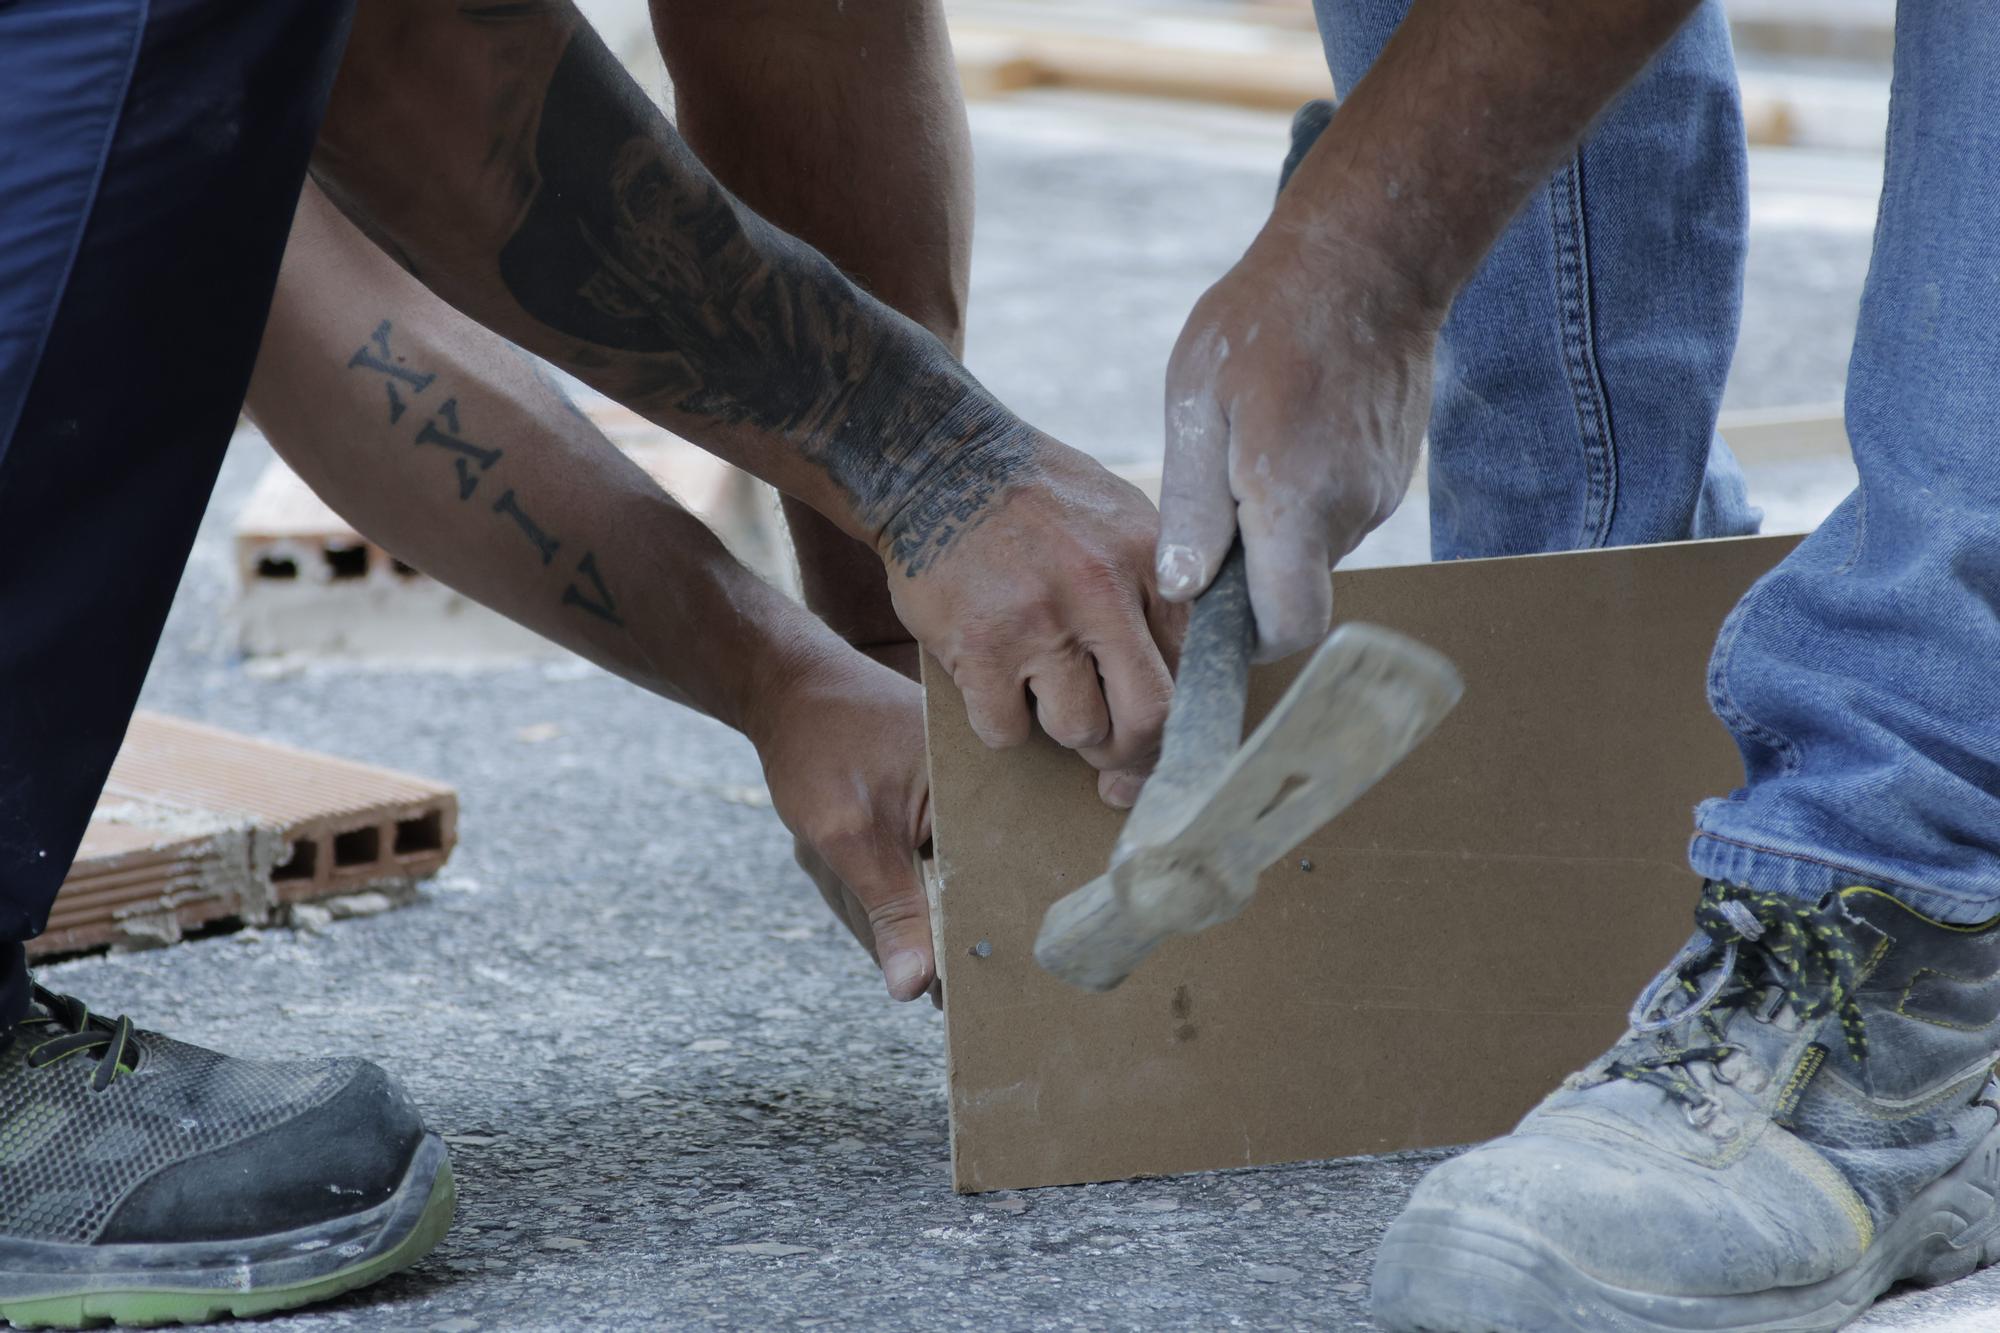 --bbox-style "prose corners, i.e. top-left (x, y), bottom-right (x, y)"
top-left (36, 85), bottom-right (2000, 1332)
